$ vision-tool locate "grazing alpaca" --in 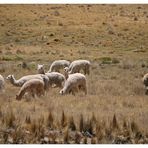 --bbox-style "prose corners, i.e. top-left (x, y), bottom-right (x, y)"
top-left (37, 64), bottom-right (66, 88)
top-left (48, 60), bottom-right (70, 72)
top-left (6, 74), bottom-right (49, 91)
top-left (60, 73), bottom-right (87, 95)
top-left (16, 79), bottom-right (45, 100)
top-left (0, 74), bottom-right (5, 92)
top-left (65, 59), bottom-right (91, 75)
top-left (143, 73), bottom-right (148, 95)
